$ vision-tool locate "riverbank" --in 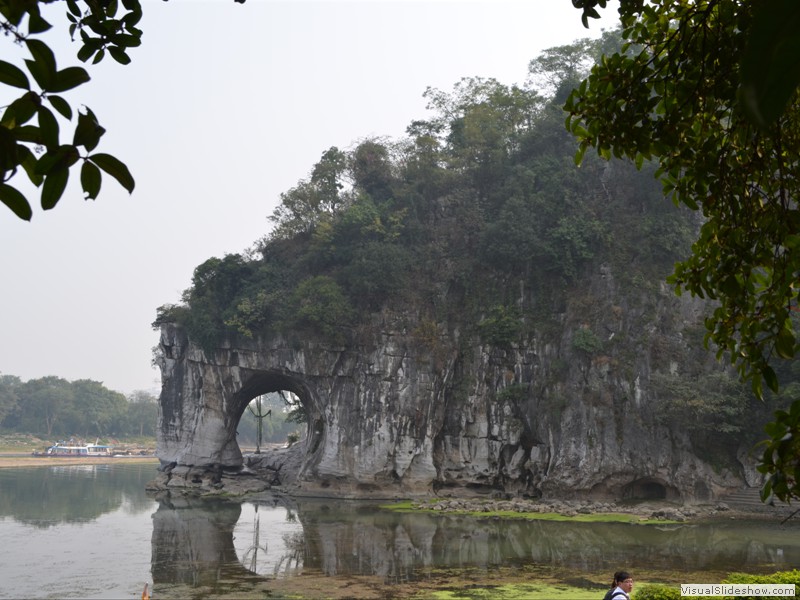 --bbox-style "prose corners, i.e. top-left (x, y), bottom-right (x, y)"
top-left (0, 454), bottom-right (159, 468)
